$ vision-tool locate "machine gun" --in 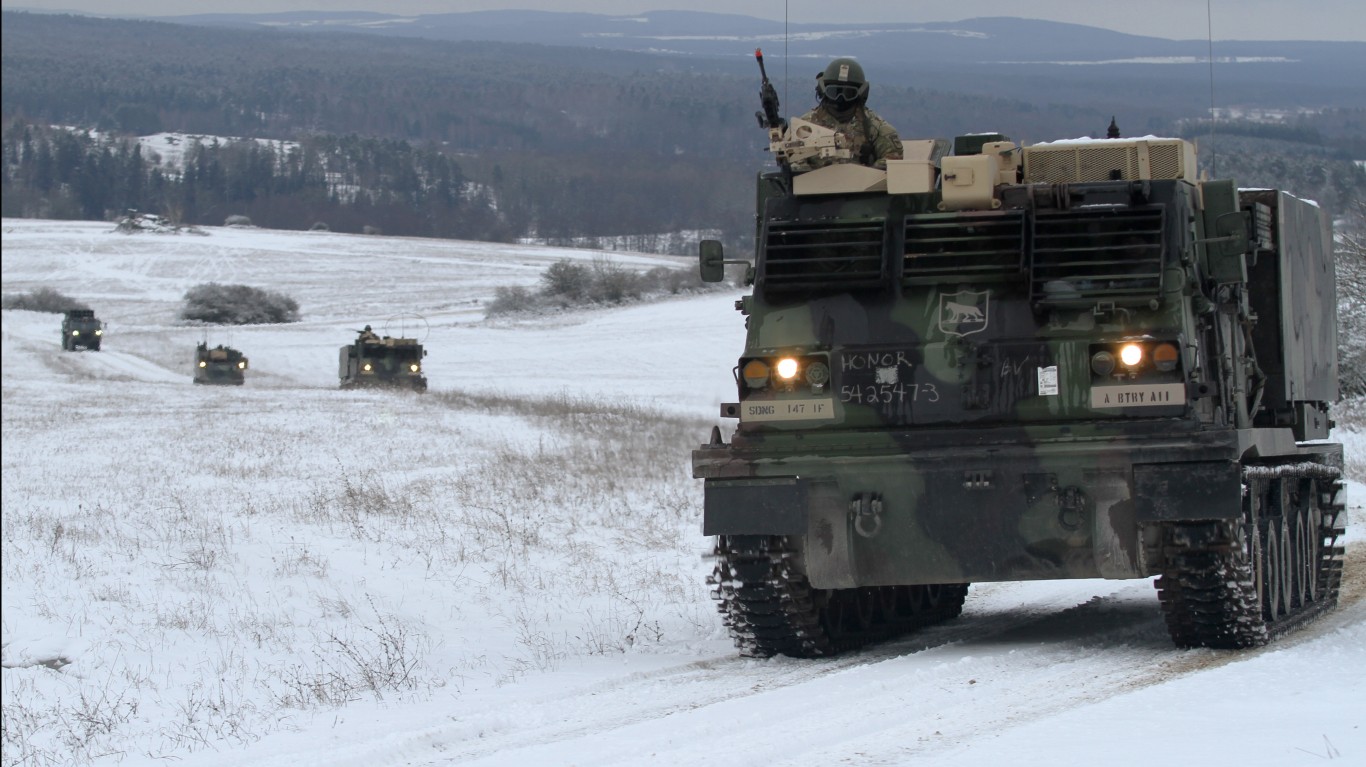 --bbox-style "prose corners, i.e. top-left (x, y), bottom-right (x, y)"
top-left (753, 48), bottom-right (851, 169)
top-left (754, 49), bottom-right (784, 133)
